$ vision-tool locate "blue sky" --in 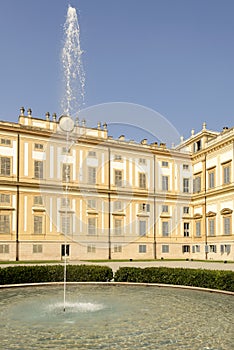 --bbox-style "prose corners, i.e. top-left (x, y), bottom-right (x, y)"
top-left (0, 0), bottom-right (234, 141)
